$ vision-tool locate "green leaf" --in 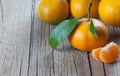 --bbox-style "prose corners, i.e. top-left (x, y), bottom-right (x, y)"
top-left (90, 20), bottom-right (98, 38)
top-left (49, 18), bottom-right (81, 49)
